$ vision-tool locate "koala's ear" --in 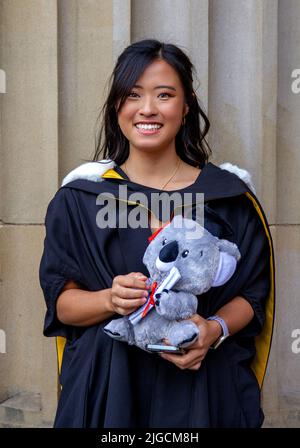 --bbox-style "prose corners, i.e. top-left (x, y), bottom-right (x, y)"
top-left (212, 251), bottom-right (238, 287)
top-left (216, 238), bottom-right (241, 260)
top-left (212, 240), bottom-right (241, 287)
